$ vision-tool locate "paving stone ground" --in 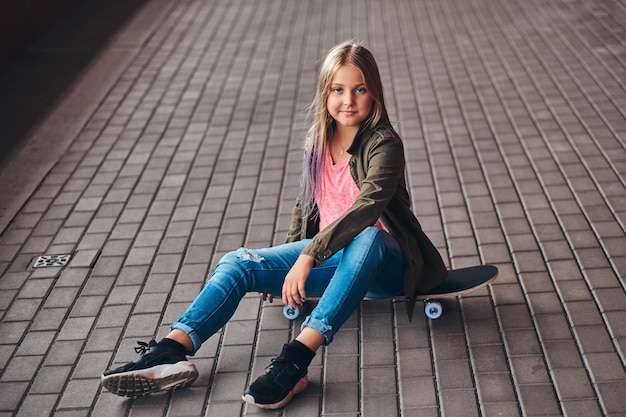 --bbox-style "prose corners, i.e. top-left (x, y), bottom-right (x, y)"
top-left (0, 0), bottom-right (625, 416)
